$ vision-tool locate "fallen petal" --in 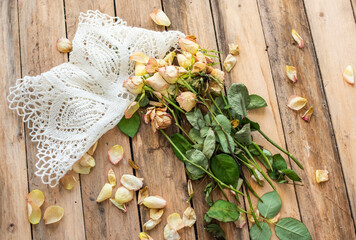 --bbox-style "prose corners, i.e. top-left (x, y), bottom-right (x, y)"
top-left (43, 205), bottom-right (64, 224)
top-left (28, 202), bottom-right (41, 224)
top-left (60, 174), bottom-right (77, 190)
top-left (268, 212), bottom-right (281, 224)
top-left (79, 153), bottom-right (96, 167)
top-left (286, 65), bottom-right (298, 83)
top-left (150, 9), bottom-right (171, 27)
top-left (139, 232), bottom-right (154, 240)
top-left (234, 212), bottom-right (246, 228)
top-left (287, 95), bottom-right (307, 111)
top-left (110, 199), bottom-right (127, 213)
top-left (72, 161), bottom-right (91, 174)
top-left (107, 168), bottom-right (117, 187)
top-left (164, 224), bottom-right (180, 240)
top-left (187, 179), bottom-right (194, 198)
top-left (96, 183), bottom-right (113, 203)
top-left (183, 207), bottom-right (196, 227)
top-left (143, 196), bottom-right (167, 209)
top-left (301, 106), bottom-right (313, 122)
top-left (121, 174), bottom-right (144, 191)
top-left (129, 52), bottom-right (149, 64)
top-left (292, 29), bottom-right (304, 48)
top-left (108, 145), bottom-right (124, 165)
top-left (316, 170), bottom-right (329, 183)
top-left (343, 65), bottom-right (355, 85)
top-left (229, 43), bottom-right (240, 55)
top-left (114, 186), bottom-right (134, 204)
top-left (125, 101), bottom-right (140, 119)
top-left (223, 54), bottom-right (237, 72)
top-left (87, 141), bottom-right (98, 155)
top-left (150, 208), bottom-right (164, 220)
top-left (138, 186), bottom-right (149, 205)
top-left (143, 218), bottom-right (162, 231)
top-left (27, 189), bottom-right (45, 207)
top-left (167, 213), bottom-right (185, 231)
